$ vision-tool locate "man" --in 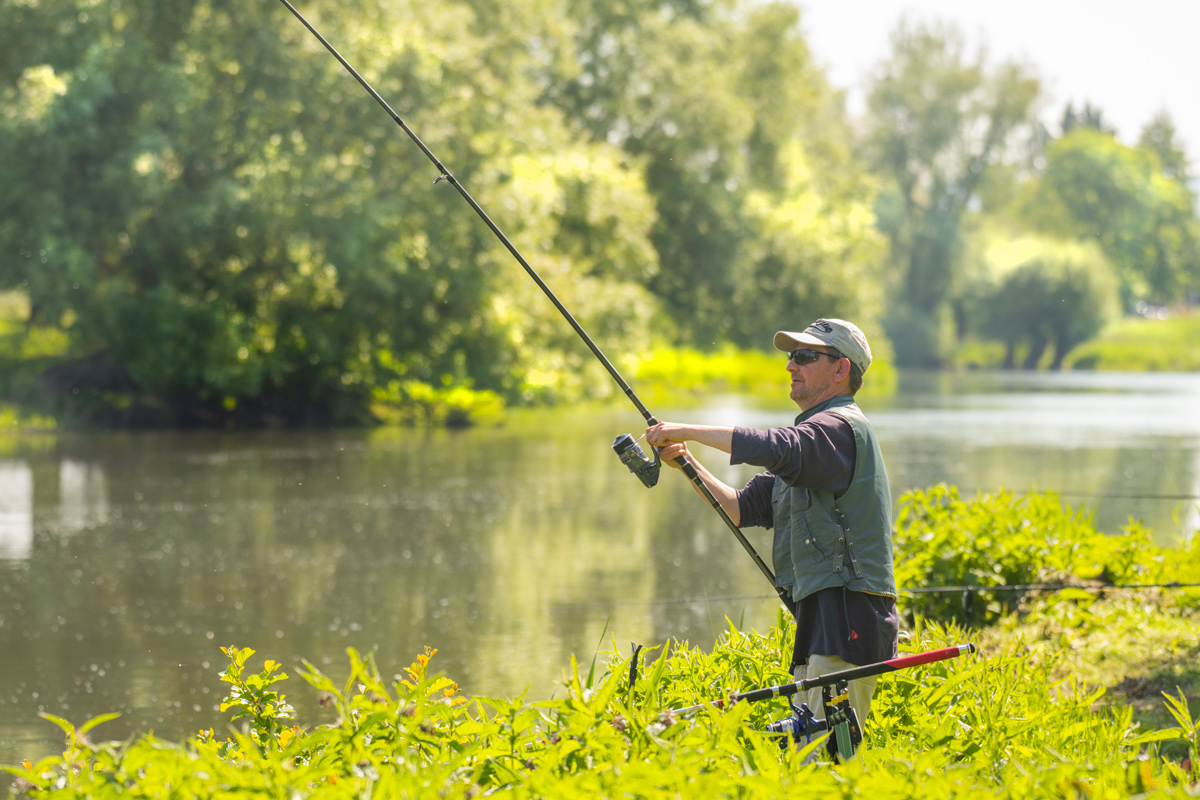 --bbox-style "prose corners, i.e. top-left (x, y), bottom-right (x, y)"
top-left (645, 318), bottom-right (898, 740)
